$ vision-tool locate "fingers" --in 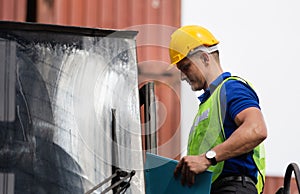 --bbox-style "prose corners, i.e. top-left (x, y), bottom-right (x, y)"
top-left (182, 163), bottom-right (195, 187)
top-left (174, 157), bottom-right (195, 187)
top-left (181, 162), bottom-right (187, 185)
top-left (174, 158), bottom-right (183, 178)
top-left (187, 169), bottom-right (195, 186)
